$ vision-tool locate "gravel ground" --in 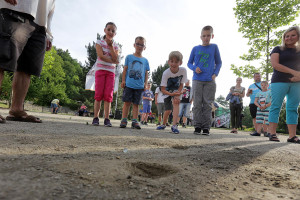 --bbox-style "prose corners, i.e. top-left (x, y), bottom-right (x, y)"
top-left (0, 108), bottom-right (300, 200)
